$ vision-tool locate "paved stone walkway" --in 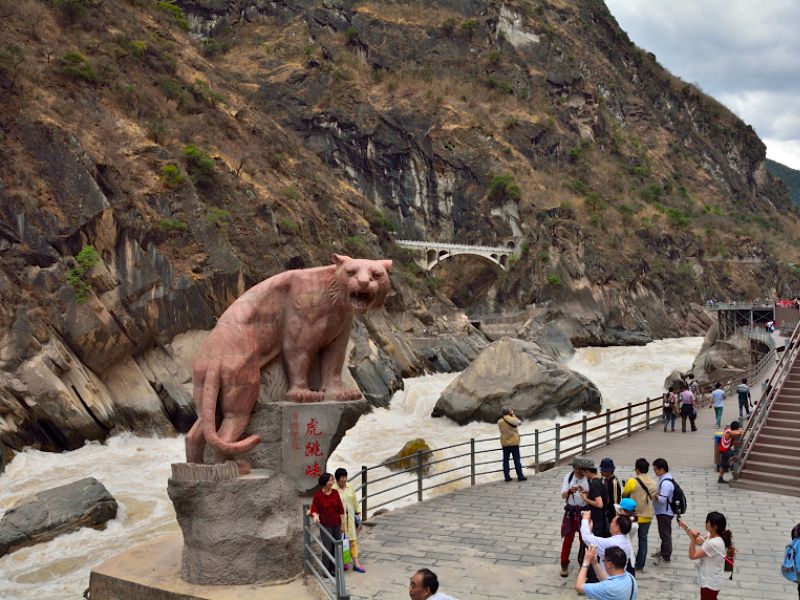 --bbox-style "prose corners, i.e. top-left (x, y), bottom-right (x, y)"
top-left (345, 404), bottom-right (797, 599)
